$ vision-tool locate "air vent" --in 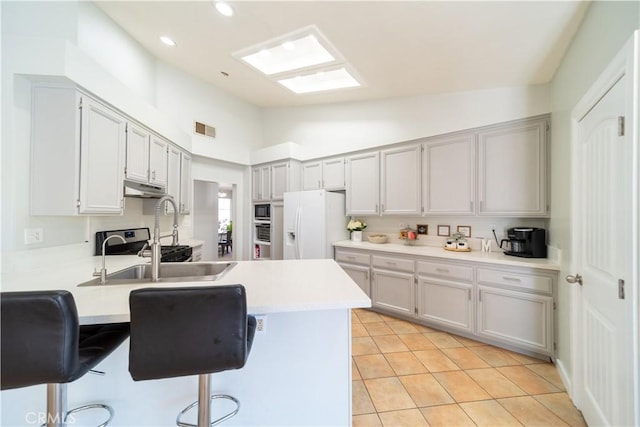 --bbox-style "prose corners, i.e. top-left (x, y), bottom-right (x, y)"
top-left (194, 121), bottom-right (216, 138)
